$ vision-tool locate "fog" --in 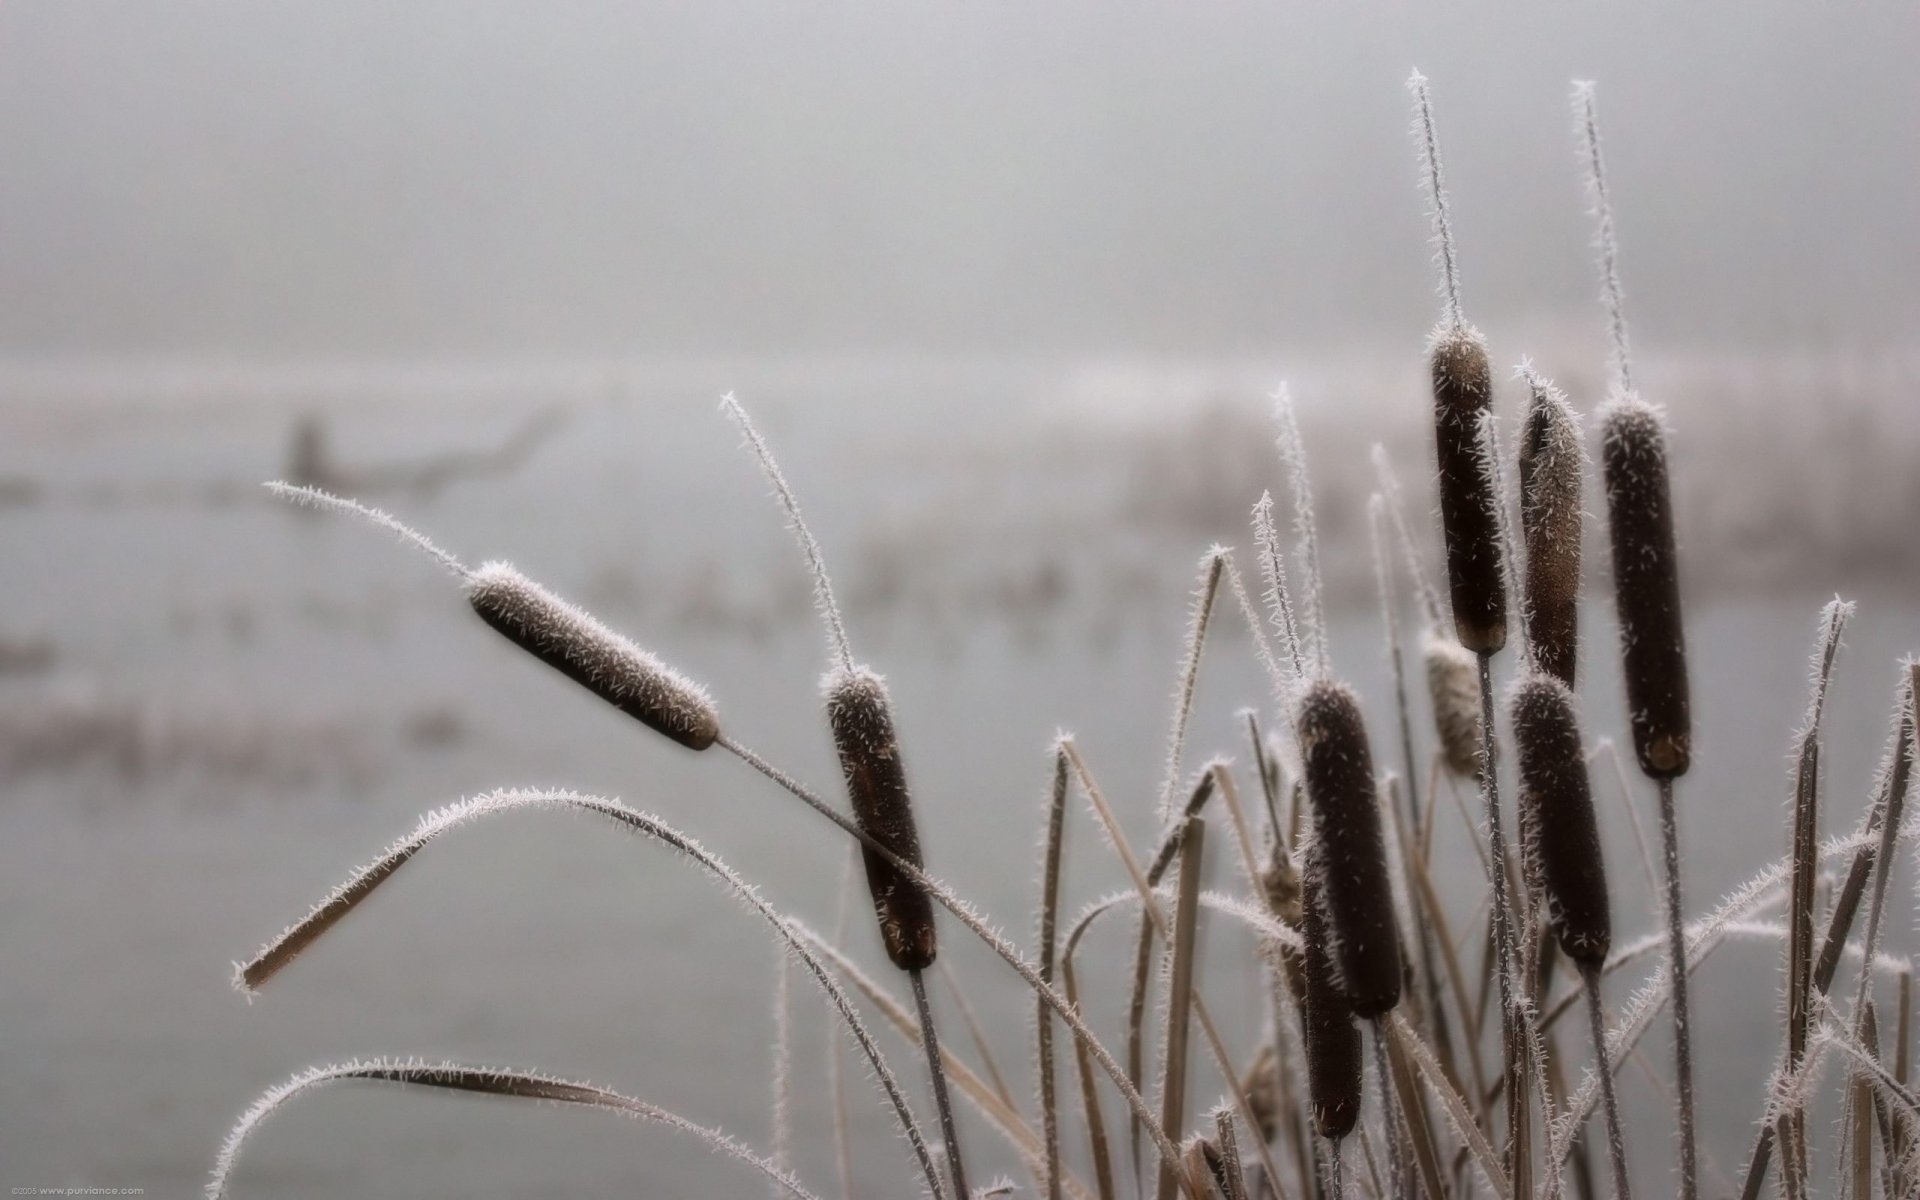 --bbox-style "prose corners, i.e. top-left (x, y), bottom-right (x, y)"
top-left (2, 2), bottom-right (1916, 365)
